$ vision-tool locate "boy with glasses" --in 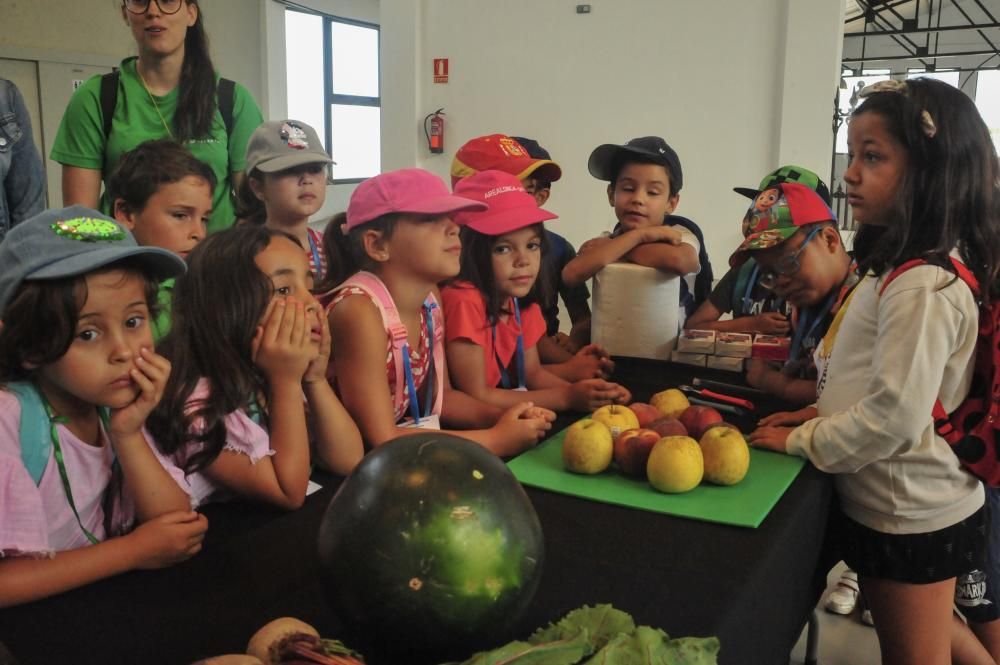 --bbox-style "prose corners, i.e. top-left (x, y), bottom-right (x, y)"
top-left (729, 182), bottom-right (857, 406)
